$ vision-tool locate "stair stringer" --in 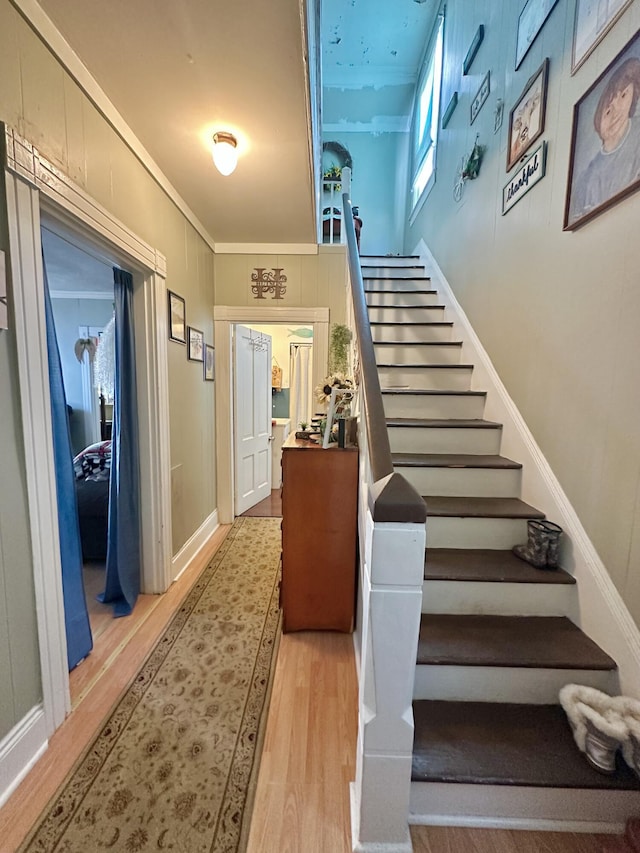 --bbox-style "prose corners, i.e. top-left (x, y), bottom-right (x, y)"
top-left (412, 238), bottom-right (640, 698)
